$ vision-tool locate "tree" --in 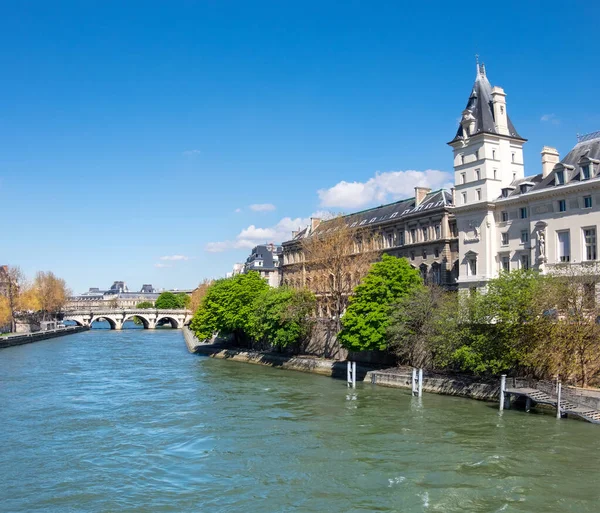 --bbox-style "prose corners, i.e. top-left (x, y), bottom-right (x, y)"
top-left (190, 280), bottom-right (213, 313)
top-left (248, 287), bottom-right (316, 350)
top-left (155, 291), bottom-right (183, 309)
top-left (338, 254), bottom-right (422, 351)
top-left (1, 266), bottom-right (27, 332)
top-left (190, 272), bottom-right (269, 344)
top-left (32, 271), bottom-right (70, 320)
top-left (388, 285), bottom-right (460, 369)
top-left (177, 293), bottom-right (191, 309)
top-left (136, 301), bottom-right (154, 309)
top-left (301, 216), bottom-right (380, 330)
